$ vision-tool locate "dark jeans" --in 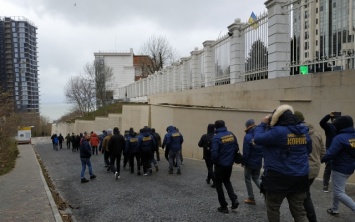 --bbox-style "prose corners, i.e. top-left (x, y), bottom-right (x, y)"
top-left (92, 146), bottom-right (98, 155)
top-left (214, 165), bottom-right (238, 208)
top-left (110, 153), bottom-right (122, 175)
top-left (205, 157), bottom-right (214, 183)
top-left (129, 152), bottom-right (141, 173)
top-left (141, 150), bottom-right (152, 173)
top-left (66, 141), bottom-right (70, 149)
top-left (59, 141), bottom-right (62, 149)
top-left (323, 162), bottom-right (332, 186)
top-left (104, 150), bottom-right (110, 166)
top-left (303, 178), bottom-right (317, 222)
top-left (123, 152), bottom-right (129, 167)
top-left (155, 148), bottom-right (160, 161)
